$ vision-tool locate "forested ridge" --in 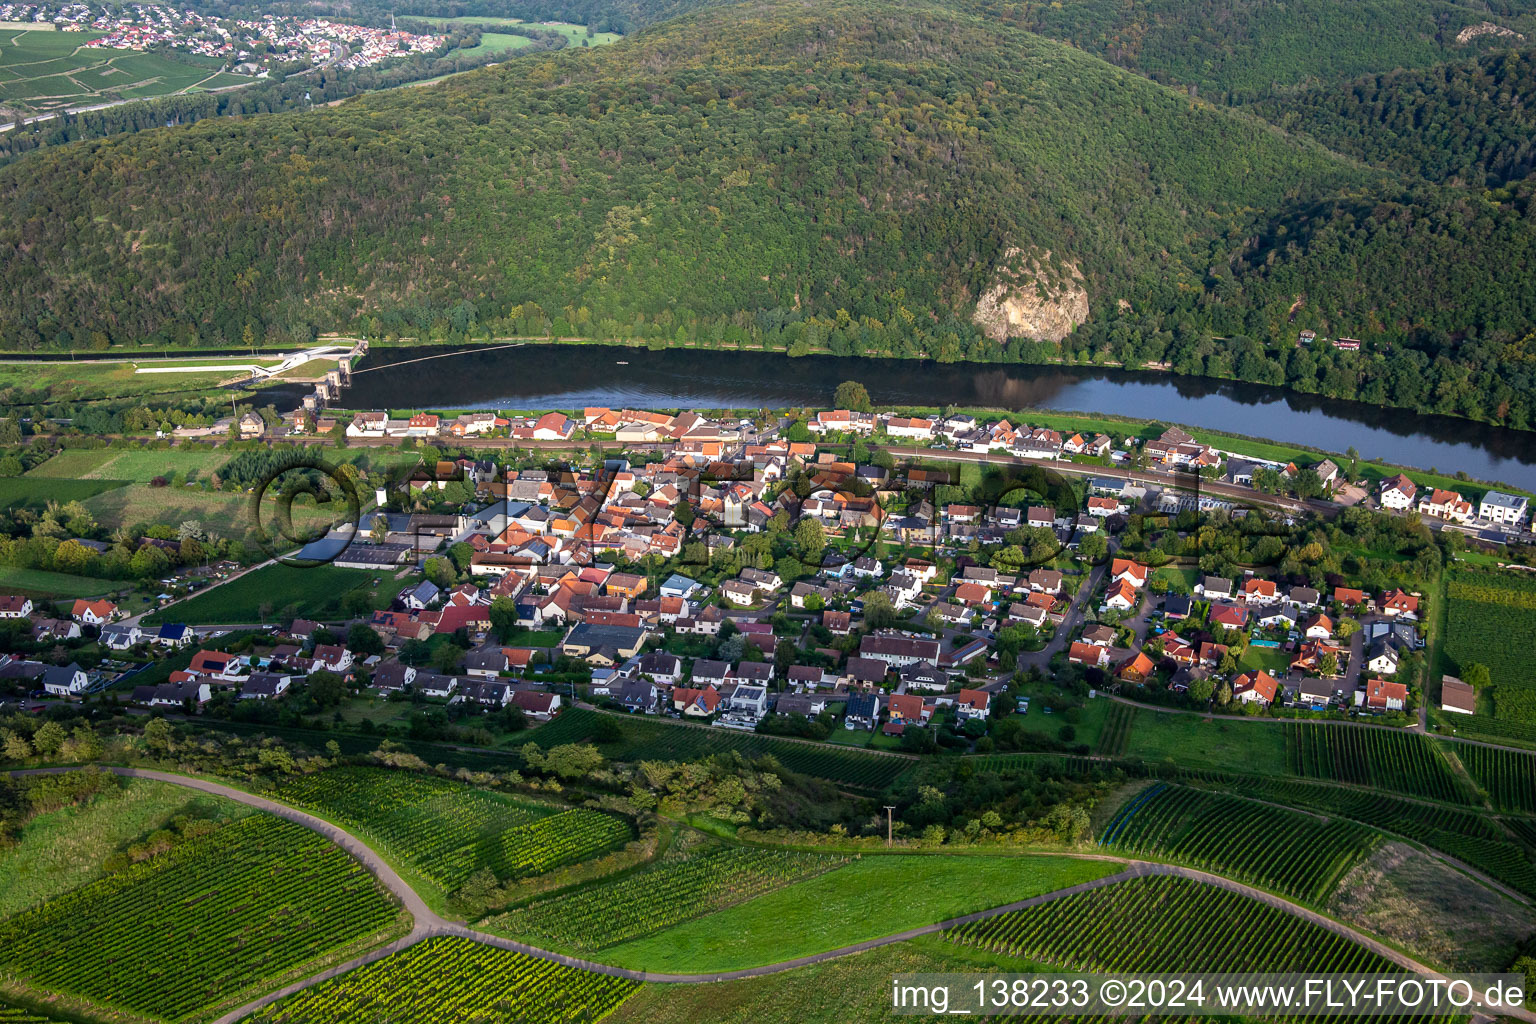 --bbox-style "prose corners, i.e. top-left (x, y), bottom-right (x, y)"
top-left (3, 0), bottom-right (1536, 428)
top-left (950, 0), bottom-right (1536, 99)
top-left (1248, 47), bottom-right (1536, 188)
